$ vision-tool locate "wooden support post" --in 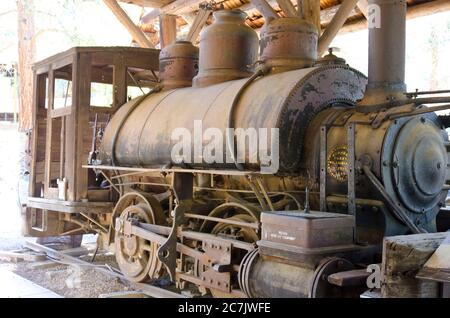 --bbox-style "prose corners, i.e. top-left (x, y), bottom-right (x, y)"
top-left (159, 14), bottom-right (177, 48)
top-left (74, 53), bottom-right (91, 201)
top-left (251, 0), bottom-right (279, 21)
top-left (65, 57), bottom-right (77, 202)
top-left (302, 0), bottom-right (321, 33)
top-left (185, 7), bottom-right (211, 43)
top-left (276, 0), bottom-right (297, 17)
top-left (103, 0), bottom-right (154, 48)
top-left (43, 69), bottom-right (55, 195)
top-left (317, 0), bottom-right (359, 57)
top-left (382, 233), bottom-right (447, 298)
top-left (113, 54), bottom-right (127, 108)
